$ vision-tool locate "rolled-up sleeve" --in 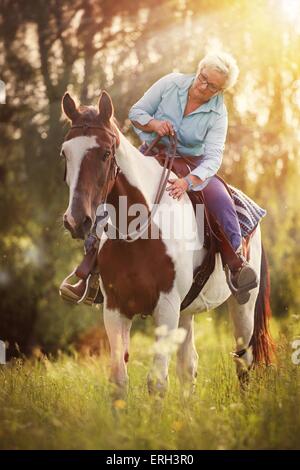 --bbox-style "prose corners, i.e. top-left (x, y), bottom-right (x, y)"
top-left (128, 73), bottom-right (175, 126)
top-left (190, 111), bottom-right (228, 189)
